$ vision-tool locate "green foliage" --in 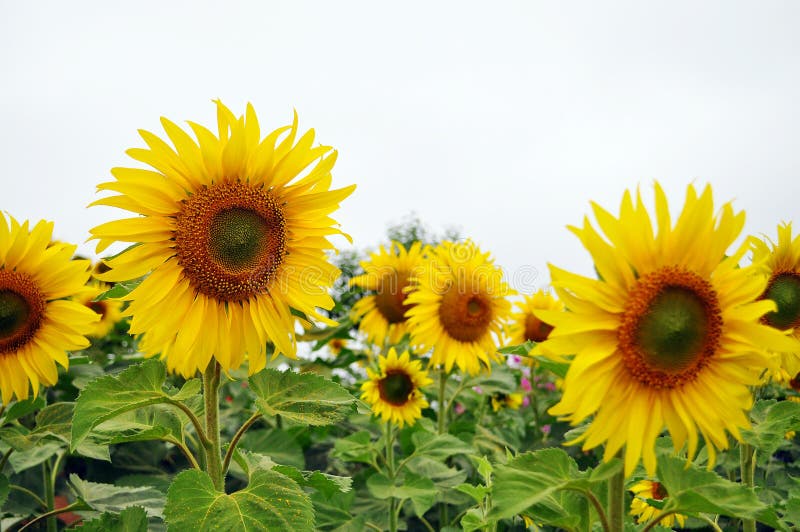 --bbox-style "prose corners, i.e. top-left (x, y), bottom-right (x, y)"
top-left (248, 369), bottom-right (357, 426)
top-left (367, 471), bottom-right (438, 516)
top-left (742, 399), bottom-right (800, 458)
top-left (0, 473), bottom-right (8, 508)
top-left (66, 505), bottom-right (148, 532)
top-left (69, 474), bottom-right (165, 518)
top-left (164, 469), bottom-right (314, 531)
